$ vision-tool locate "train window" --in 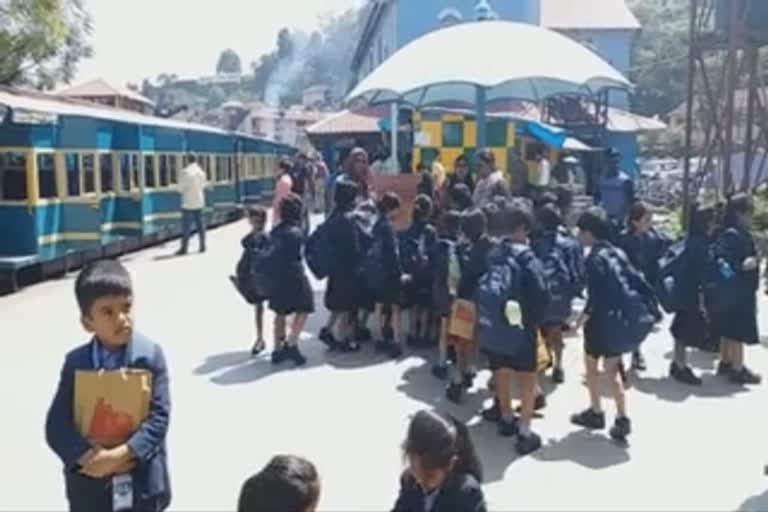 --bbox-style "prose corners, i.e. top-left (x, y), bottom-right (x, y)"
top-left (131, 154), bottom-right (140, 191)
top-left (119, 154), bottom-right (133, 192)
top-left (0, 152), bottom-right (28, 200)
top-left (169, 155), bottom-right (179, 185)
top-left (37, 153), bottom-right (57, 199)
top-left (65, 153), bottom-right (81, 196)
top-left (215, 156), bottom-right (225, 182)
top-left (202, 155), bottom-right (212, 181)
top-left (159, 155), bottom-right (169, 187)
top-left (99, 154), bottom-right (114, 193)
top-left (144, 155), bottom-right (156, 188)
top-left (82, 154), bottom-right (96, 194)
